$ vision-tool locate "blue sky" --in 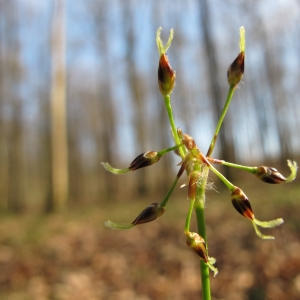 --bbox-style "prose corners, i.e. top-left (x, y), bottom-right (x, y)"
top-left (17, 0), bottom-right (300, 163)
